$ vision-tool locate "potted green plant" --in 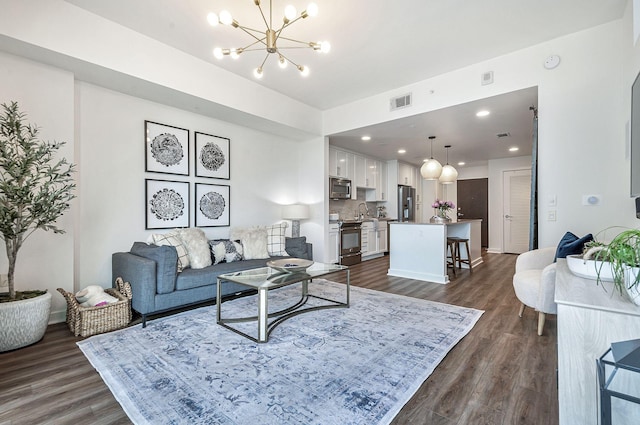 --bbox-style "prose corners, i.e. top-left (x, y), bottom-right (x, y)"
top-left (0, 101), bottom-right (75, 352)
top-left (583, 228), bottom-right (640, 305)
